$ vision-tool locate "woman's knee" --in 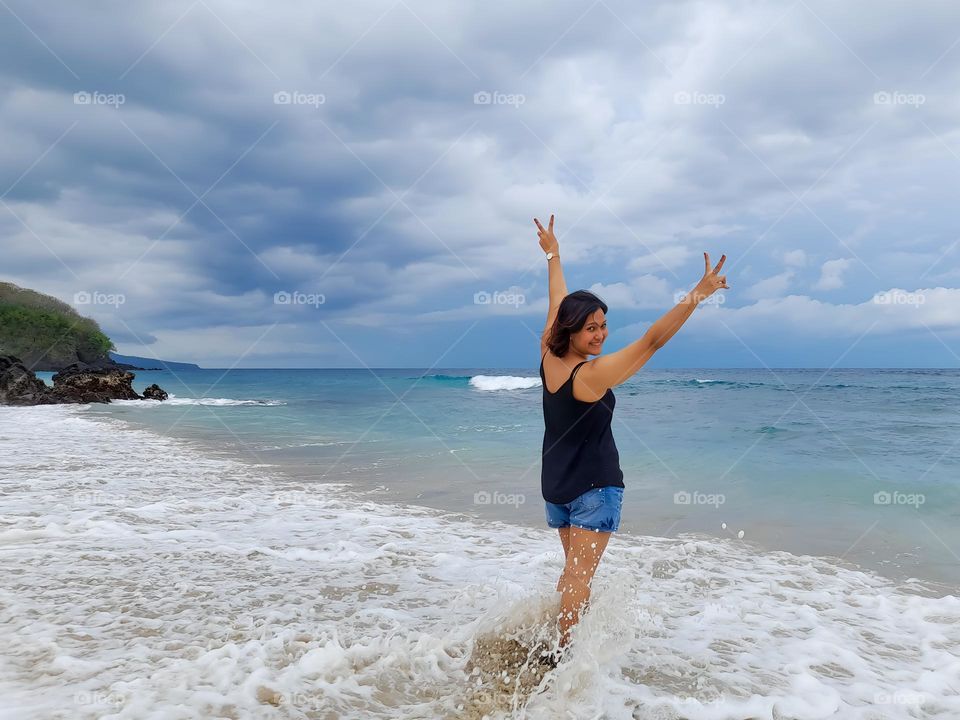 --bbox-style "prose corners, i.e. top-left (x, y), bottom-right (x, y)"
top-left (563, 553), bottom-right (601, 580)
top-left (558, 572), bottom-right (592, 595)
